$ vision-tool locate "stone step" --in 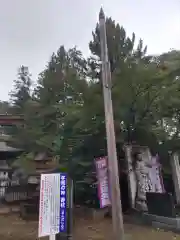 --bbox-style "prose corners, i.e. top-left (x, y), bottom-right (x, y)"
top-left (152, 221), bottom-right (180, 233)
